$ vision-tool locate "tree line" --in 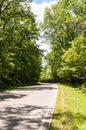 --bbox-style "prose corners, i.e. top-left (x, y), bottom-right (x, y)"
top-left (41, 0), bottom-right (86, 86)
top-left (0, 0), bottom-right (42, 86)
